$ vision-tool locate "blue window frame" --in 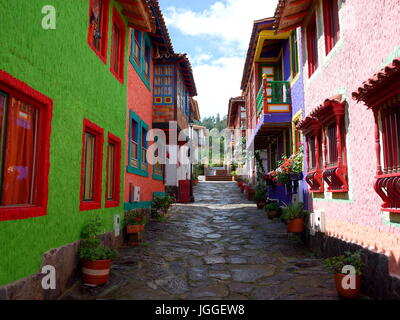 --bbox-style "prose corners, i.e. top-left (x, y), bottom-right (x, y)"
top-left (185, 91), bottom-right (190, 116)
top-left (130, 29), bottom-right (151, 90)
top-left (154, 64), bottom-right (175, 105)
top-left (127, 110), bottom-right (149, 177)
